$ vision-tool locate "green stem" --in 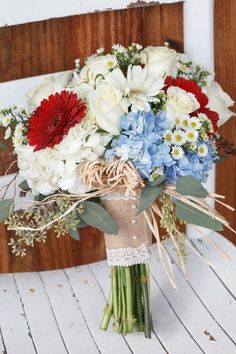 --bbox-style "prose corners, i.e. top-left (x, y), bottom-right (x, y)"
top-left (120, 267), bottom-right (127, 334)
top-left (100, 287), bottom-right (113, 331)
top-left (124, 267), bottom-right (134, 333)
top-left (112, 266), bottom-right (119, 332)
top-left (135, 264), bottom-right (144, 332)
top-left (140, 264), bottom-right (152, 339)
